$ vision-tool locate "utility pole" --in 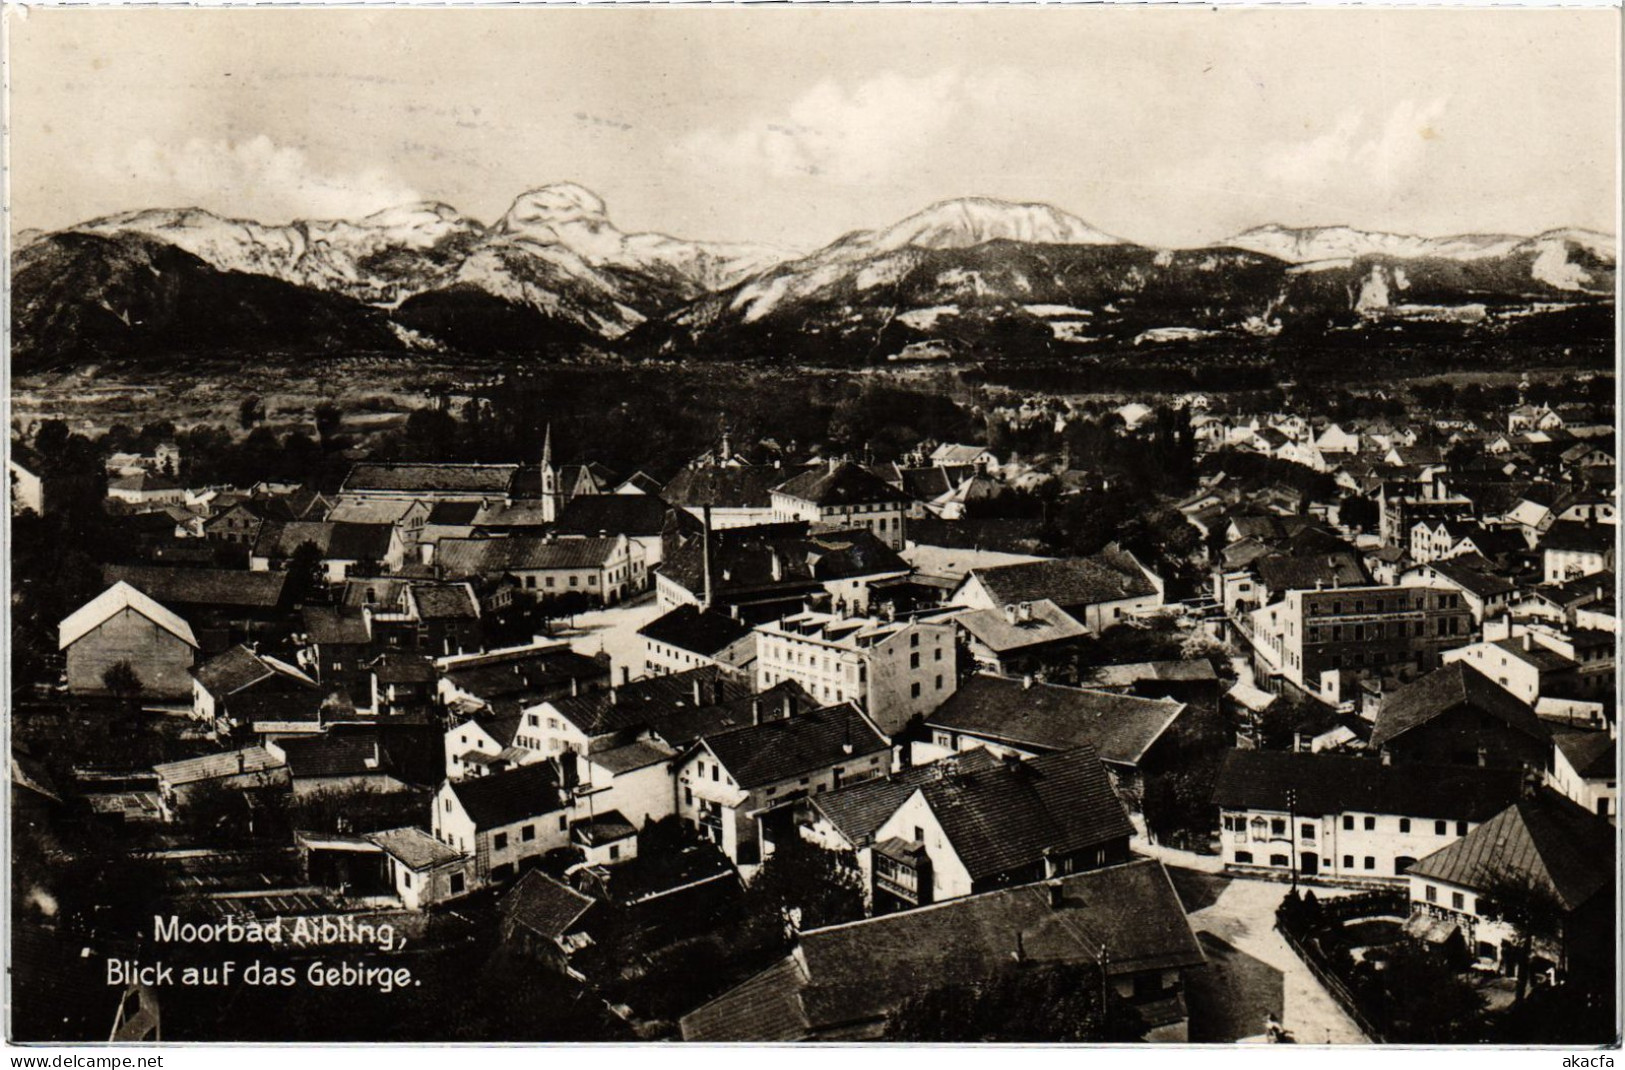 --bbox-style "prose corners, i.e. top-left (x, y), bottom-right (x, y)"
top-left (1286, 787), bottom-right (1299, 893)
